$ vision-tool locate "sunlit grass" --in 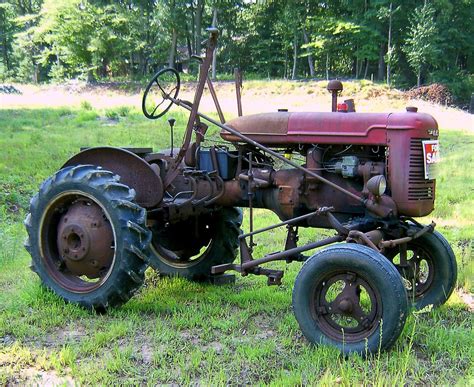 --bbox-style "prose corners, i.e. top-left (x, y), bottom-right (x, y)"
top-left (0, 98), bottom-right (472, 384)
